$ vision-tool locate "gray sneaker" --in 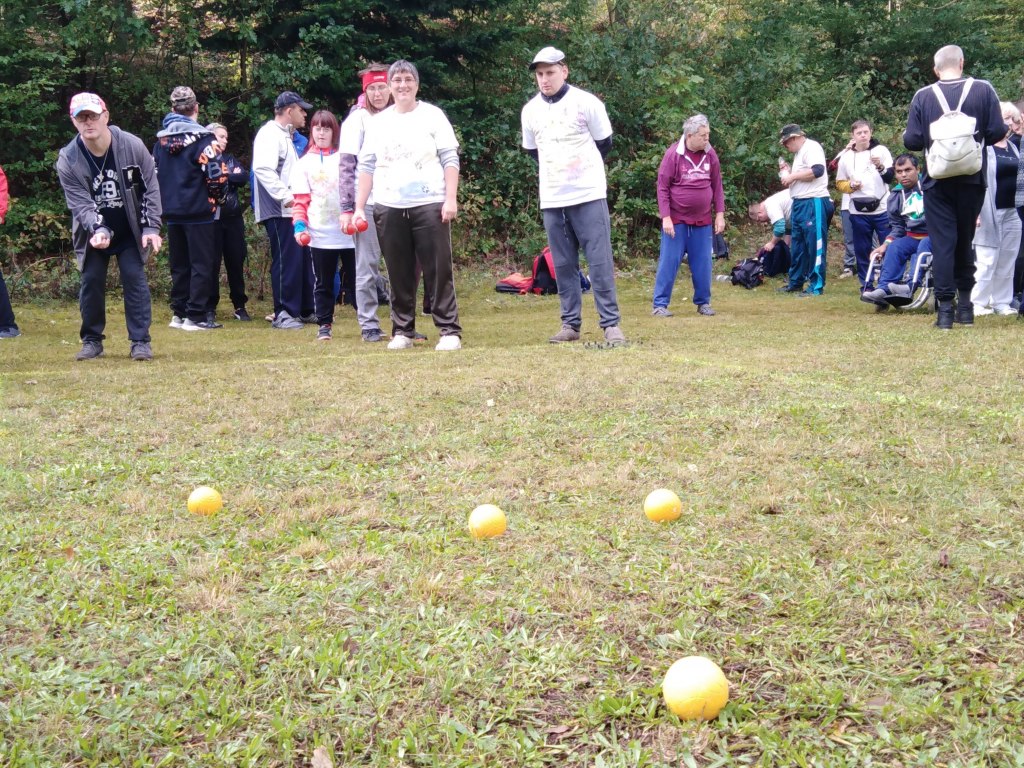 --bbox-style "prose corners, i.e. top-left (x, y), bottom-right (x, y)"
top-left (361, 328), bottom-right (384, 343)
top-left (651, 306), bottom-right (673, 317)
top-left (75, 341), bottom-right (104, 361)
top-left (887, 283), bottom-right (911, 298)
top-left (603, 326), bottom-right (626, 345)
top-left (861, 287), bottom-right (888, 305)
top-left (272, 311), bottom-right (304, 330)
top-left (299, 314), bottom-right (318, 324)
top-left (549, 325), bottom-right (581, 344)
top-left (697, 304), bottom-right (716, 316)
top-left (130, 341), bottom-right (153, 361)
